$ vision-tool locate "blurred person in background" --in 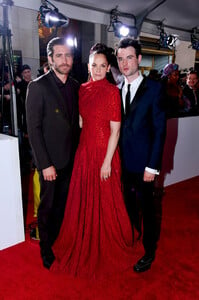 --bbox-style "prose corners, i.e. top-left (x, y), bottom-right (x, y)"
top-left (161, 63), bottom-right (183, 118)
top-left (182, 70), bottom-right (199, 115)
